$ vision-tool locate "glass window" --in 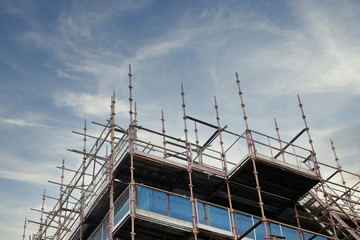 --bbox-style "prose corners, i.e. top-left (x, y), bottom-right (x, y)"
top-left (235, 213), bottom-right (255, 239)
top-left (169, 195), bottom-right (192, 222)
